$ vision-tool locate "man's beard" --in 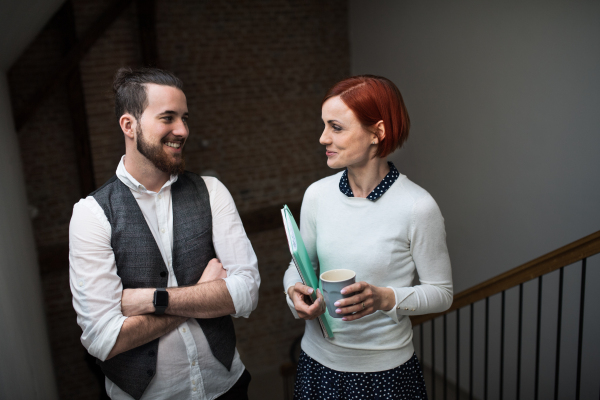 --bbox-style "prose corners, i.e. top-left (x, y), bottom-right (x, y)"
top-left (136, 125), bottom-right (185, 176)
